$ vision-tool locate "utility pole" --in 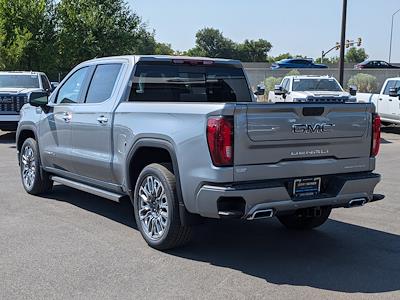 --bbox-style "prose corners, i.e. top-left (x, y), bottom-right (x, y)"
top-left (338, 0), bottom-right (347, 86)
top-left (389, 8), bottom-right (400, 63)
